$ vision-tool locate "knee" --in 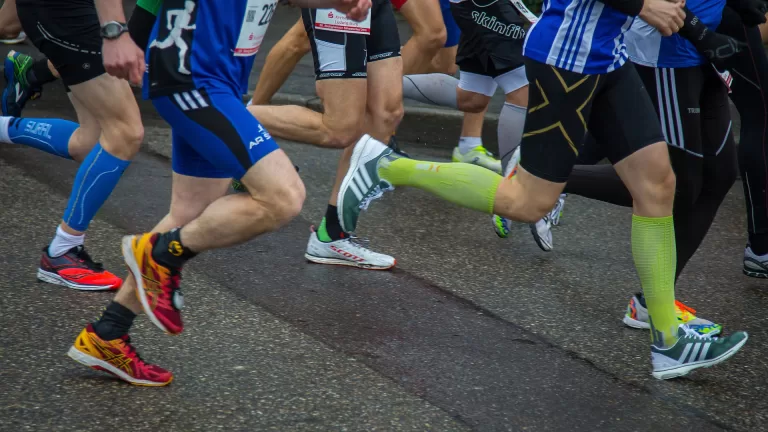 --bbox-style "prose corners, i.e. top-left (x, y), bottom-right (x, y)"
top-left (413, 26), bottom-right (447, 57)
top-left (263, 177), bottom-right (306, 225)
top-left (324, 127), bottom-right (364, 149)
top-left (457, 90), bottom-right (490, 113)
top-left (369, 100), bottom-right (404, 133)
top-left (641, 163), bottom-right (677, 208)
top-left (103, 119), bottom-right (144, 159)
